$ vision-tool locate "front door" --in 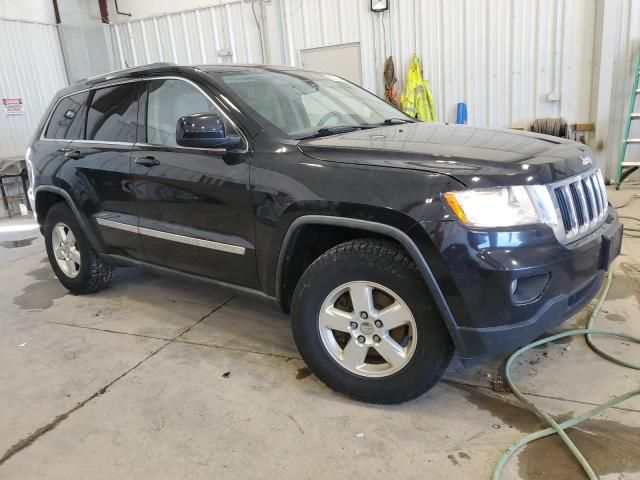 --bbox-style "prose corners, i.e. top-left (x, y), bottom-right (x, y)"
top-left (131, 78), bottom-right (258, 288)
